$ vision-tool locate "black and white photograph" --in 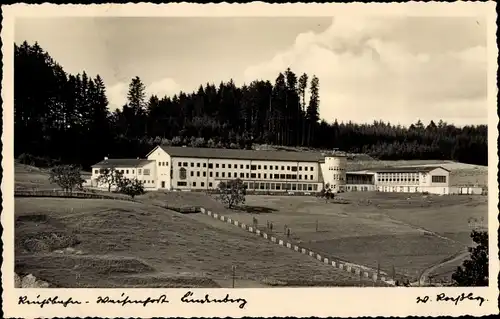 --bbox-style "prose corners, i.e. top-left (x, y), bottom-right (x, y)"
top-left (2, 2), bottom-right (498, 318)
